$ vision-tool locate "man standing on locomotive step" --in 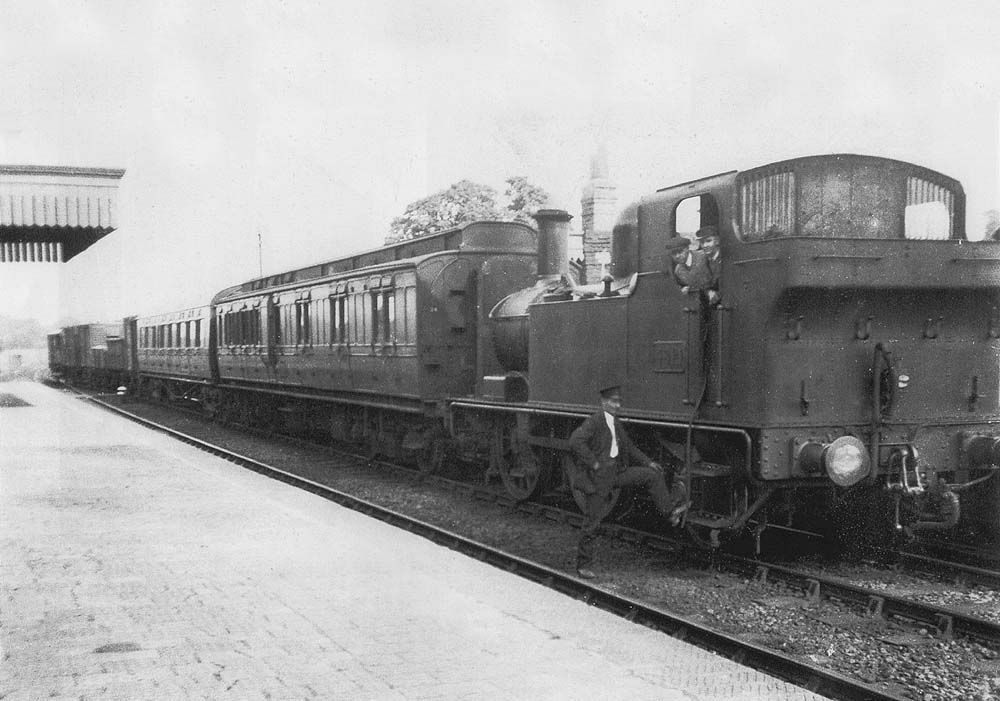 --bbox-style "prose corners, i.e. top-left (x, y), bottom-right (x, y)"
top-left (569, 385), bottom-right (690, 579)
